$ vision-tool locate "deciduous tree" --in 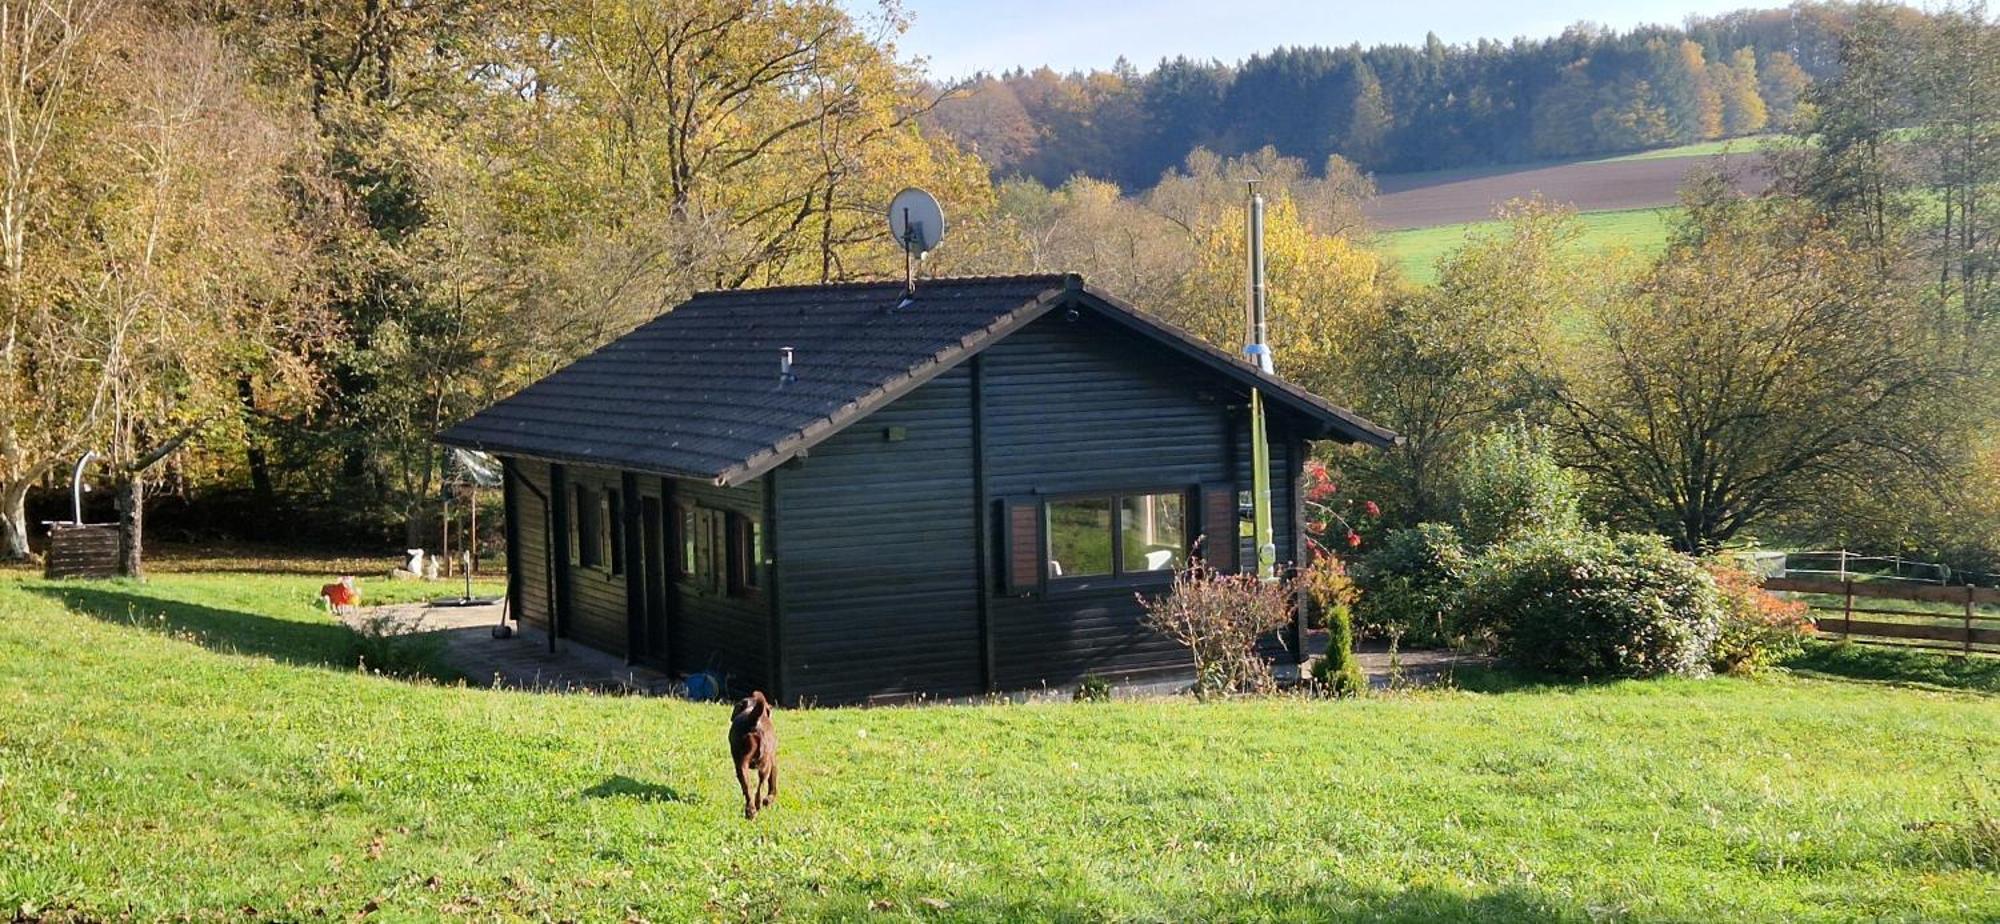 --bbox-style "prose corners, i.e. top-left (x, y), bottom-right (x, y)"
top-left (1548, 183), bottom-right (1964, 551)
